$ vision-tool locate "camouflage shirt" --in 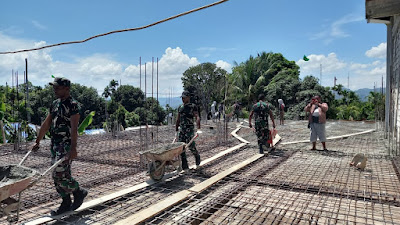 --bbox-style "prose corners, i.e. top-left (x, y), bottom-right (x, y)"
top-left (50, 96), bottom-right (81, 145)
top-left (252, 101), bottom-right (270, 126)
top-left (178, 103), bottom-right (197, 129)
